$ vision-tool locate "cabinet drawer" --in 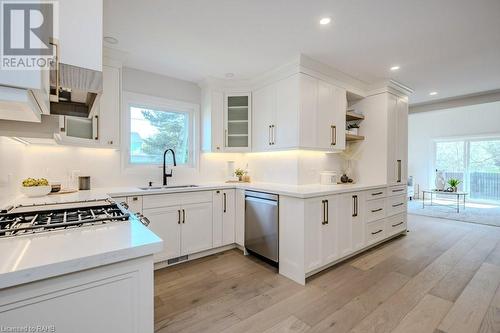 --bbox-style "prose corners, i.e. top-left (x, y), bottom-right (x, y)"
top-left (143, 191), bottom-right (212, 209)
top-left (386, 213), bottom-right (406, 236)
top-left (388, 185), bottom-right (407, 197)
top-left (365, 198), bottom-right (386, 223)
top-left (365, 188), bottom-right (387, 200)
top-left (366, 219), bottom-right (386, 245)
top-left (387, 195), bottom-right (406, 217)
